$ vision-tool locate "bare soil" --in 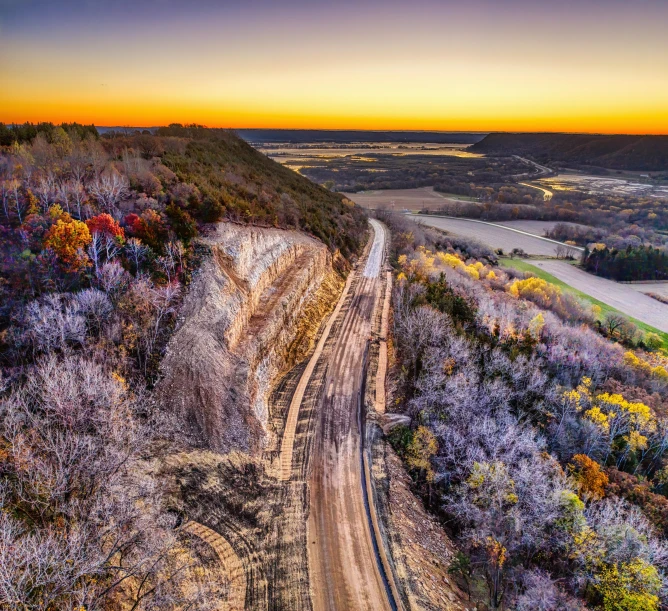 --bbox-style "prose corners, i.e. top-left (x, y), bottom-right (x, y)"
top-left (345, 187), bottom-right (470, 212)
